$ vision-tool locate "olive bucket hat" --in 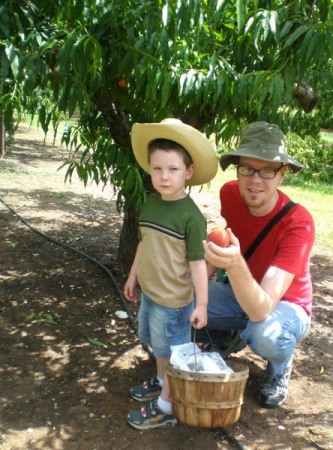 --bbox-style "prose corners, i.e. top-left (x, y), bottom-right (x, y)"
top-left (220, 122), bottom-right (303, 173)
top-left (131, 118), bottom-right (218, 186)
